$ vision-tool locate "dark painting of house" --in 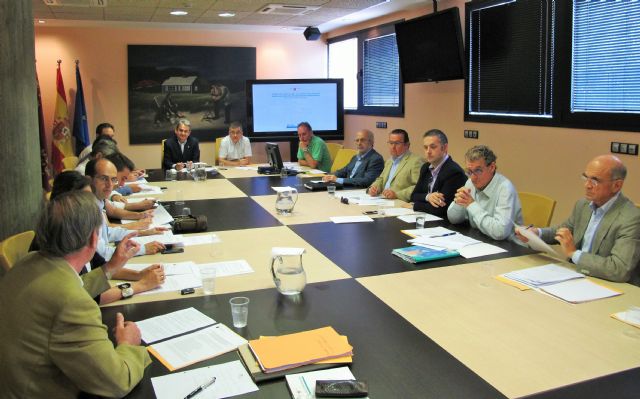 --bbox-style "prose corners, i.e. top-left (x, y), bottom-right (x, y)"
top-left (128, 45), bottom-right (256, 144)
